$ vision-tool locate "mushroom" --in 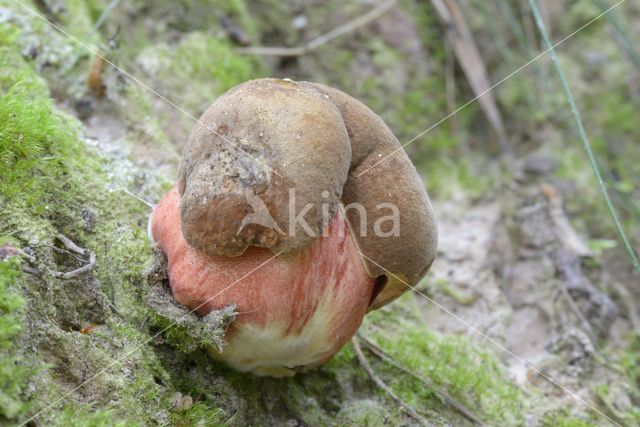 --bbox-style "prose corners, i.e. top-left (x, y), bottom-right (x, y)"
top-left (150, 78), bottom-right (437, 376)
